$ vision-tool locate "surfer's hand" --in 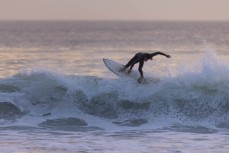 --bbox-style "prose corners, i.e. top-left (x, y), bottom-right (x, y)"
top-left (166, 55), bottom-right (171, 58)
top-left (128, 69), bottom-right (132, 74)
